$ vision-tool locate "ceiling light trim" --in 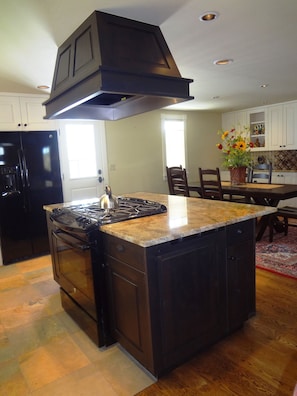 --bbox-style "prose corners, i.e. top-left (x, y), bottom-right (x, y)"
top-left (213, 59), bottom-right (234, 66)
top-left (199, 11), bottom-right (219, 22)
